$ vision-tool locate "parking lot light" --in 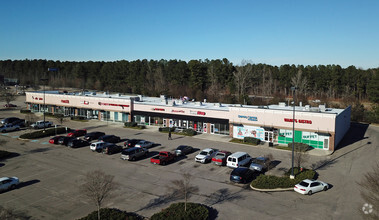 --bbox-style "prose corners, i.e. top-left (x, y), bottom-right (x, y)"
top-left (290, 86), bottom-right (297, 179)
